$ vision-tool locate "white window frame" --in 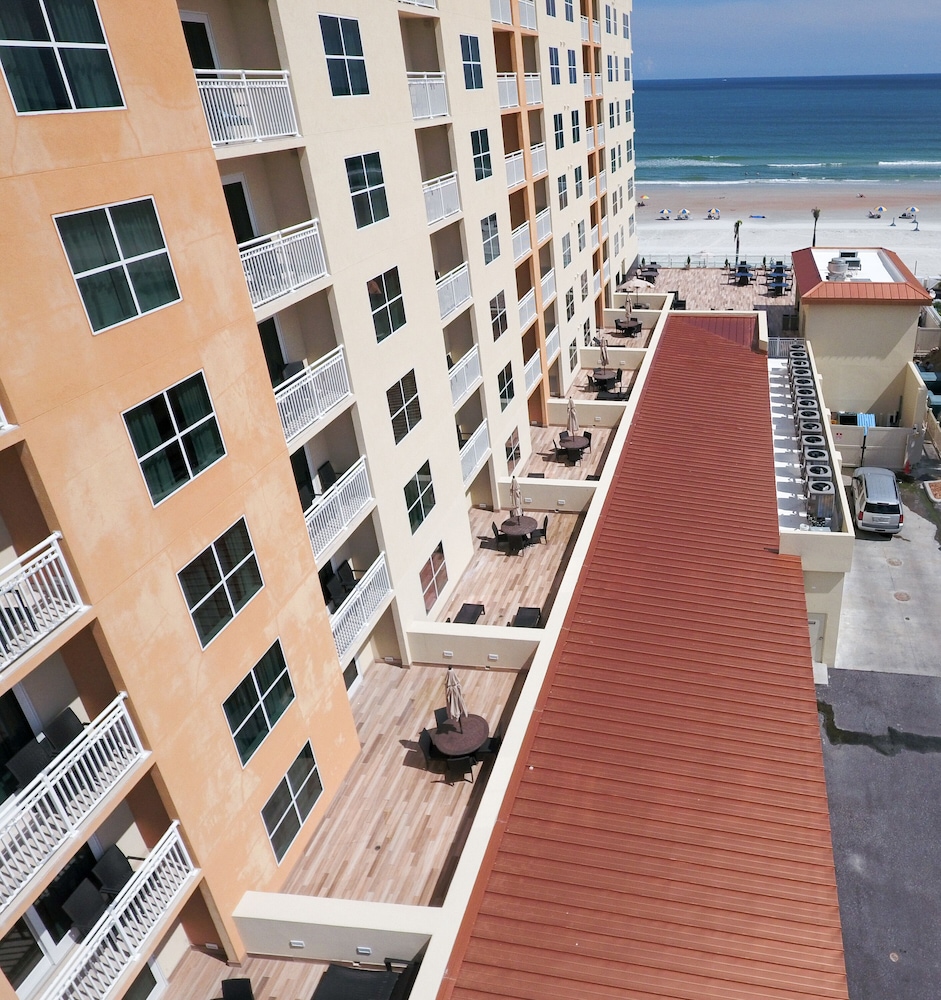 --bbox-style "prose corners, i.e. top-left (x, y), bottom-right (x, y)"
top-left (481, 213), bottom-right (500, 263)
top-left (319, 14), bottom-right (369, 97)
top-left (387, 369), bottom-right (422, 443)
top-left (262, 742), bottom-right (323, 863)
top-left (420, 542), bottom-right (448, 613)
top-left (405, 460), bottom-right (436, 533)
top-left (224, 640), bottom-right (295, 767)
top-left (491, 290), bottom-right (508, 339)
top-left (498, 361), bottom-right (514, 410)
